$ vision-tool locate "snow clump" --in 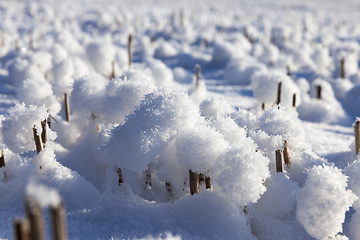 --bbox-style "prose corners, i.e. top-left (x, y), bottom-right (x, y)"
top-left (25, 182), bottom-right (62, 207)
top-left (296, 164), bottom-right (357, 239)
top-left (251, 69), bottom-right (300, 108)
top-left (224, 58), bottom-right (267, 85)
top-left (1, 103), bottom-right (56, 154)
top-left (17, 78), bottom-right (61, 115)
top-left (103, 89), bottom-right (201, 173)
